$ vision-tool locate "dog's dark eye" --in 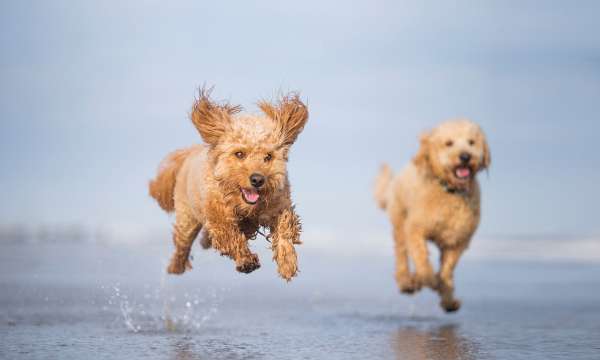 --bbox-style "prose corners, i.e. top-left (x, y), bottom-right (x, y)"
top-left (264, 153), bottom-right (272, 162)
top-left (468, 139), bottom-right (475, 146)
top-left (445, 140), bottom-right (453, 147)
top-left (234, 151), bottom-right (245, 159)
